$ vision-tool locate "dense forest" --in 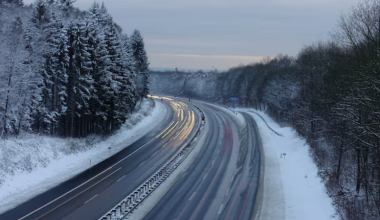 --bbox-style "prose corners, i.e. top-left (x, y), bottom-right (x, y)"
top-left (0, 0), bottom-right (149, 138)
top-left (150, 0), bottom-right (380, 219)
